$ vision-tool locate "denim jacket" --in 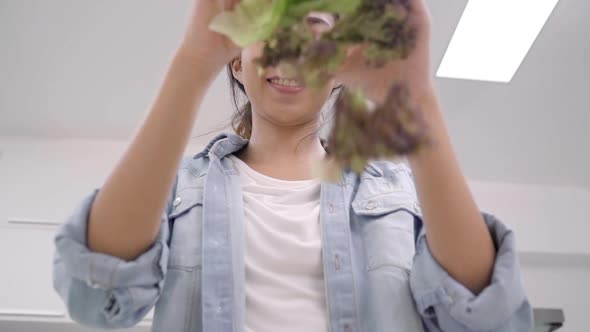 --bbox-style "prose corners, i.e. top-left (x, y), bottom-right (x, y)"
top-left (52, 133), bottom-right (533, 332)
